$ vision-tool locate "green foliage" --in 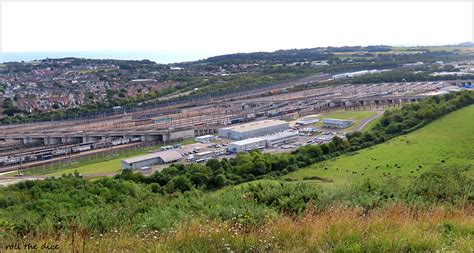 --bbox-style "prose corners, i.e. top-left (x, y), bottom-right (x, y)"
top-left (1, 168), bottom-right (472, 237)
top-left (348, 90), bottom-right (474, 148)
top-left (406, 167), bottom-right (474, 204)
top-left (247, 182), bottom-right (321, 214)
